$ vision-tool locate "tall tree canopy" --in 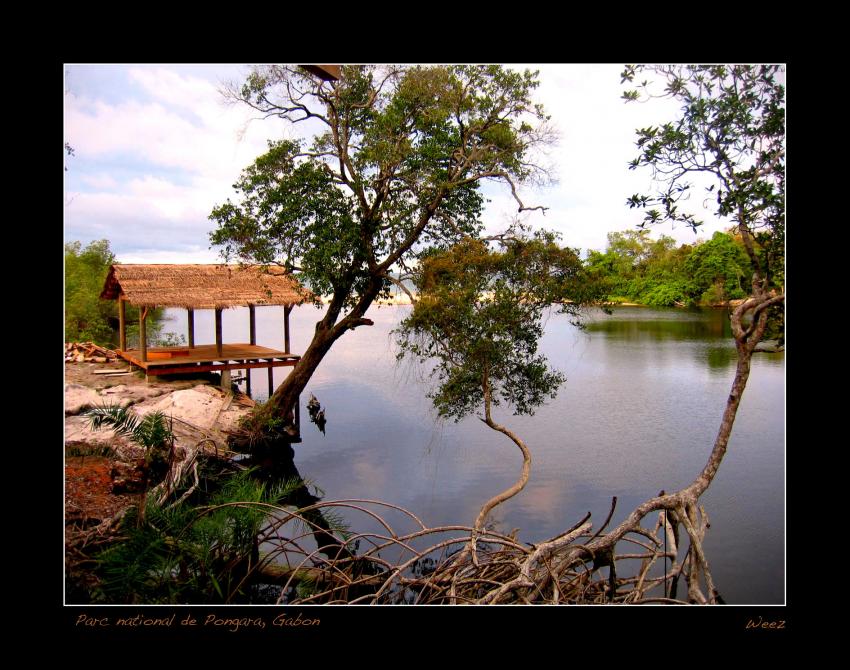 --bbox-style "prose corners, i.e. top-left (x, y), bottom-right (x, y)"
top-left (622, 64), bottom-right (784, 296)
top-left (395, 231), bottom-right (590, 420)
top-left (209, 64), bottom-right (555, 440)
